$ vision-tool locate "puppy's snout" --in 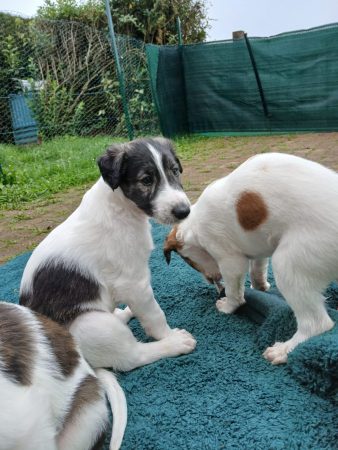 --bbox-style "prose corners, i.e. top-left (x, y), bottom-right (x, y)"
top-left (172, 204), bottom-right (190, 220)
